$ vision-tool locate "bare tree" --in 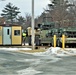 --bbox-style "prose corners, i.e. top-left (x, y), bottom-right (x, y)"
top-left (25, 13), bottom-right (31, 29)
top-left (34, 0), bottom-right (76, 28)
top-left (47, 0), bottom-right (75, 27)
